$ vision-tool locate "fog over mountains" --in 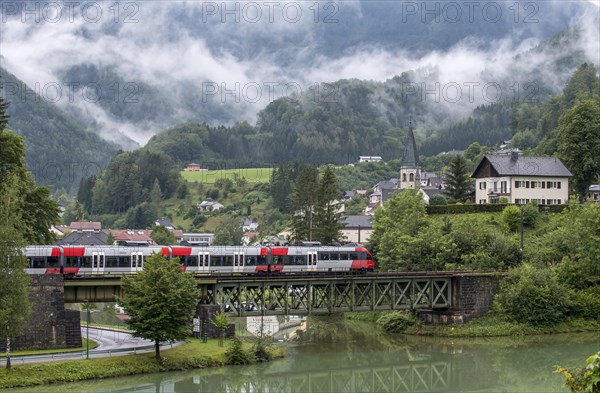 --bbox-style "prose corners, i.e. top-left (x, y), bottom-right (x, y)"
top-left (1, 0), bottom-right (599, 150)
